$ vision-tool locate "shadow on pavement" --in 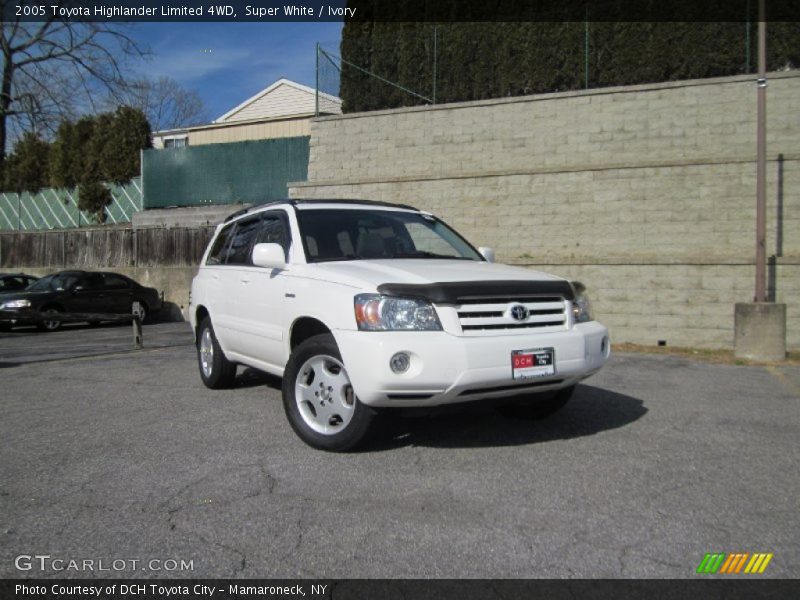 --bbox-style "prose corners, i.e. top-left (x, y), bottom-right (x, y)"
top-left (235, 367), bottom-right (282, 390)
top-left (362, 384), bottom-right (647, 451)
